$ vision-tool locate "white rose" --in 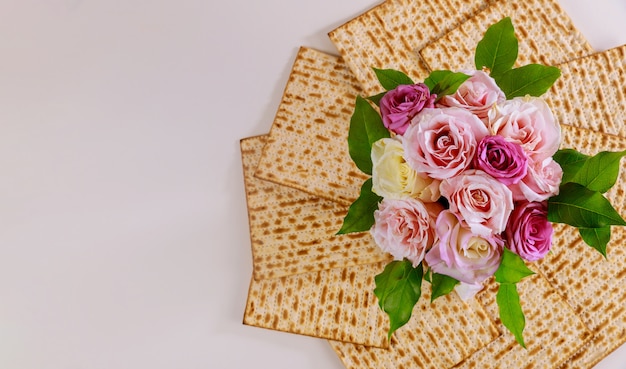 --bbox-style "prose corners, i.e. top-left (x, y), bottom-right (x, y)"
top-left (371, 138), bottom-right (440, 201)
